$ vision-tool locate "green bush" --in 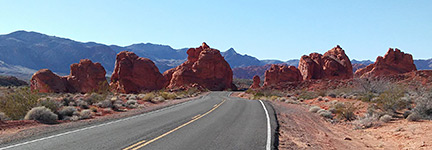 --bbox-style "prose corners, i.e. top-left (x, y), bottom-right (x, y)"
top-left (24, 106), bottom-right (58, 123)
top-left (85, 93), bottom-right (106, 104)
top-left (0, 87), bottom-right (40, 120)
